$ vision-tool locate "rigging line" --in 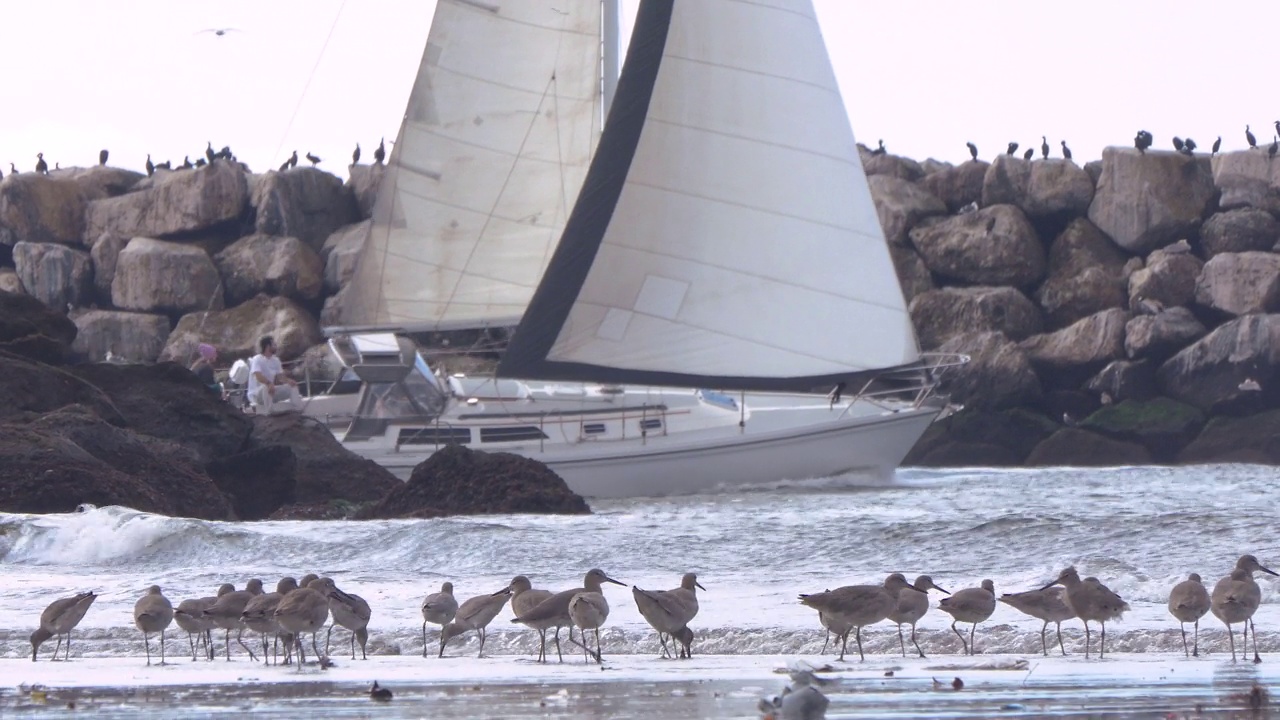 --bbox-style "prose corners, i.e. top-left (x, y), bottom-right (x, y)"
top-left (271, 0), bottom-right (349, 166)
